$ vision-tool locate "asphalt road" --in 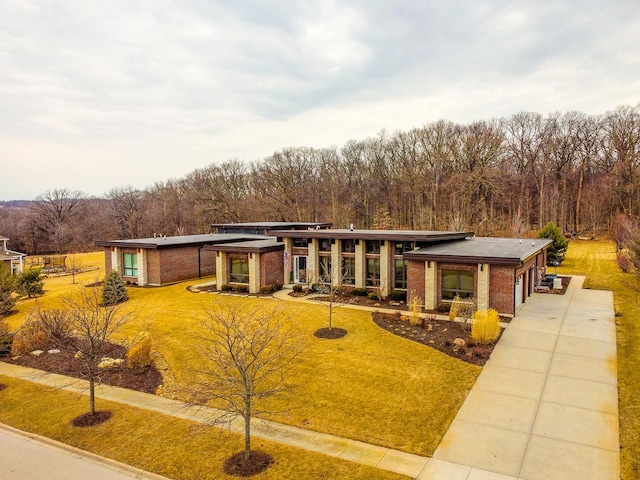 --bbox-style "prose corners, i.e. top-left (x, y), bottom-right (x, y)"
top-left (0, 424), bottom-right (170, 480)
